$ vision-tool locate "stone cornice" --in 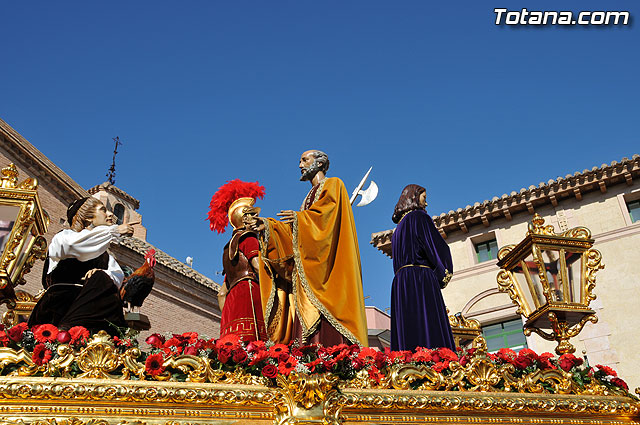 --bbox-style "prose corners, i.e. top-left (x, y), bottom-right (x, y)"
top-left (0, 117), bottom-right (88, 203)
top-left (372, 155), bottom-right (640, 257)
top-left (114, 236), bottom-right (220, 291)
